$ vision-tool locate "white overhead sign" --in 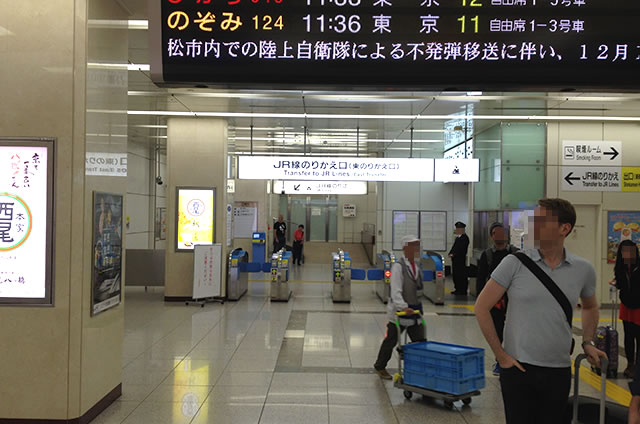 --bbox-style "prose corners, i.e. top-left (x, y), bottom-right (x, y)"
top-left (434, 159), bottom-right (480, 183)
top-left (562, 166), bottom-right (621, 192)
top-left (85, 152), bottom-right (128, 177)
top-left (239, 156), bottom-right (435, 182)
top-left (562, 141), bottom-right (622, 166)
top-left (0, 141), bottom-right (53, 304)
top-left (273, 180), bottom-right (368, 195)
